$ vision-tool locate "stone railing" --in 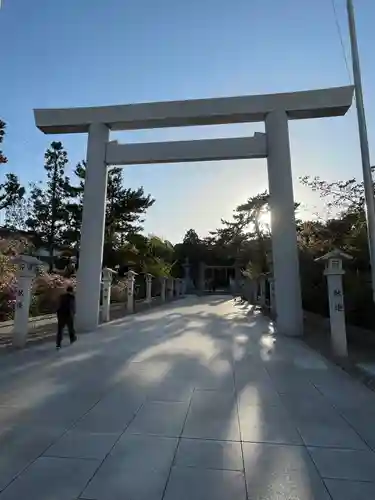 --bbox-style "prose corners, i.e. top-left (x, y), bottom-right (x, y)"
top-left (0, 302), bottom-right (125, 349)
top-left (303, 310), bottom-right (375, 349)
top-left (238, 275), bottom-right (275, 314)
top-left (2, 274), bottom-right (186, 350)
